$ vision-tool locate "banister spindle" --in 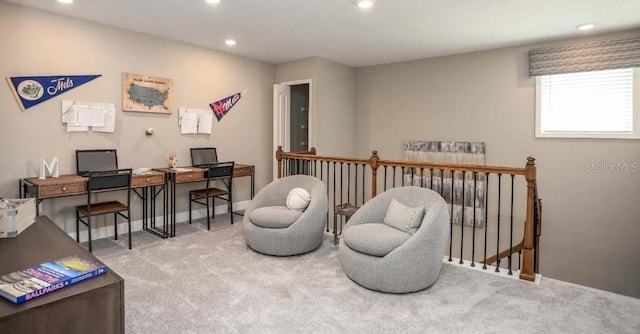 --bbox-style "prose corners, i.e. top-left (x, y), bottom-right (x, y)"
top-left (483, 172), bottom-right (490, 270)
top-left (459, 170), bottom-right (466, 264)
top-left (448, 169), bottom-right (454, 262)
top-left (508, 174), bottom-right (515, 275)
top-left (471, 171), bottom-right (477, 267)
top-left (495, 173), bottom-right (502, 272)
top-left (361, 163), bottom-right (365, 205)
top-left (384, 166), bottom-right (388, 191)
top-left (347, 164), bottom-right (358, 205)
